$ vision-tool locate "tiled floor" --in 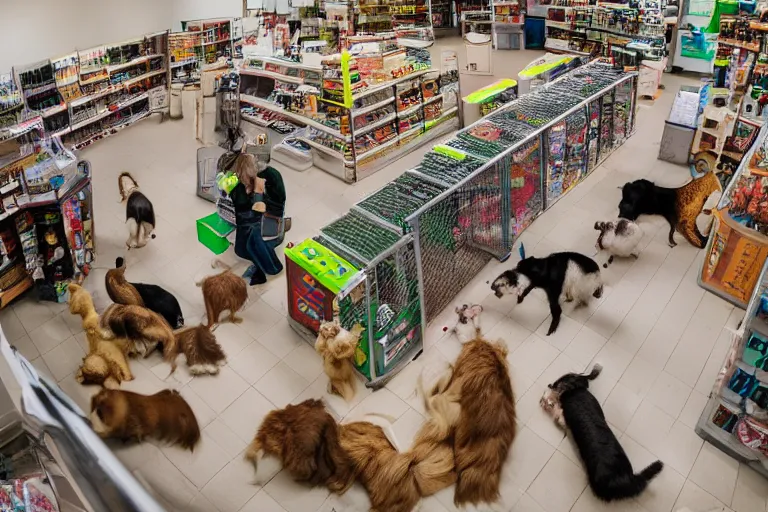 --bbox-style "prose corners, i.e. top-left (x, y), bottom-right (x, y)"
top-left (1, 39), bottom-right (768, 512)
